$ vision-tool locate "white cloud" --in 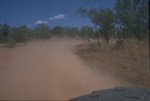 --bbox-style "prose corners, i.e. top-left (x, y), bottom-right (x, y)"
top-left (49, 14), bottom-right (65, 20)
top-left (36, 20), bottom-right (48, 25)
